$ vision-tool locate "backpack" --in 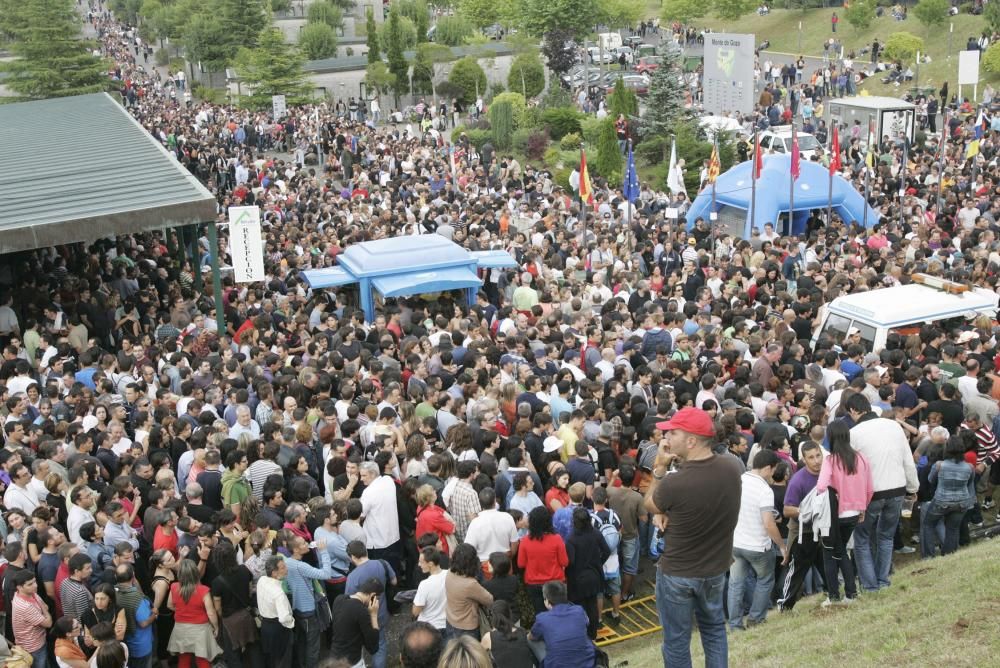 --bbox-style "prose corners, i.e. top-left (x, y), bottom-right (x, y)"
top-left (591, 509), bottom-right (622, 580)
